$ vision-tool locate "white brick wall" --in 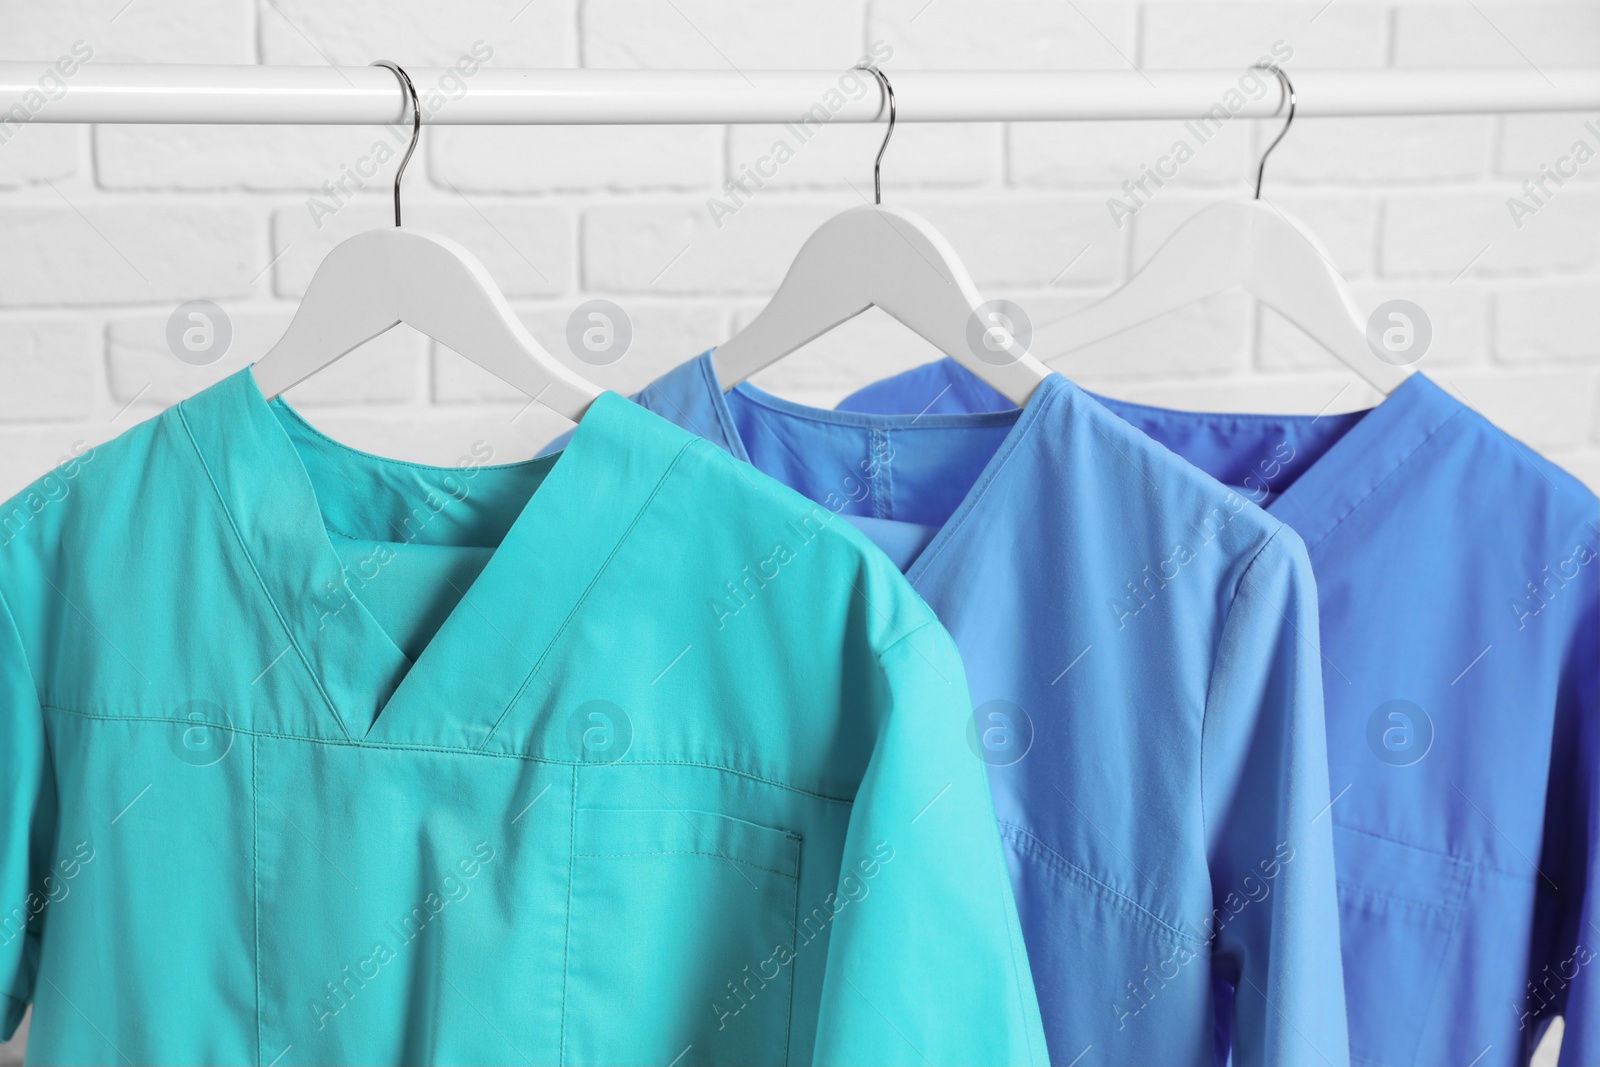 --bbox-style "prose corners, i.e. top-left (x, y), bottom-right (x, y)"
top-left (3, 0), bottom-right (1597, 503)
top-left (0, 6), bottom-right (1594, 1058)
